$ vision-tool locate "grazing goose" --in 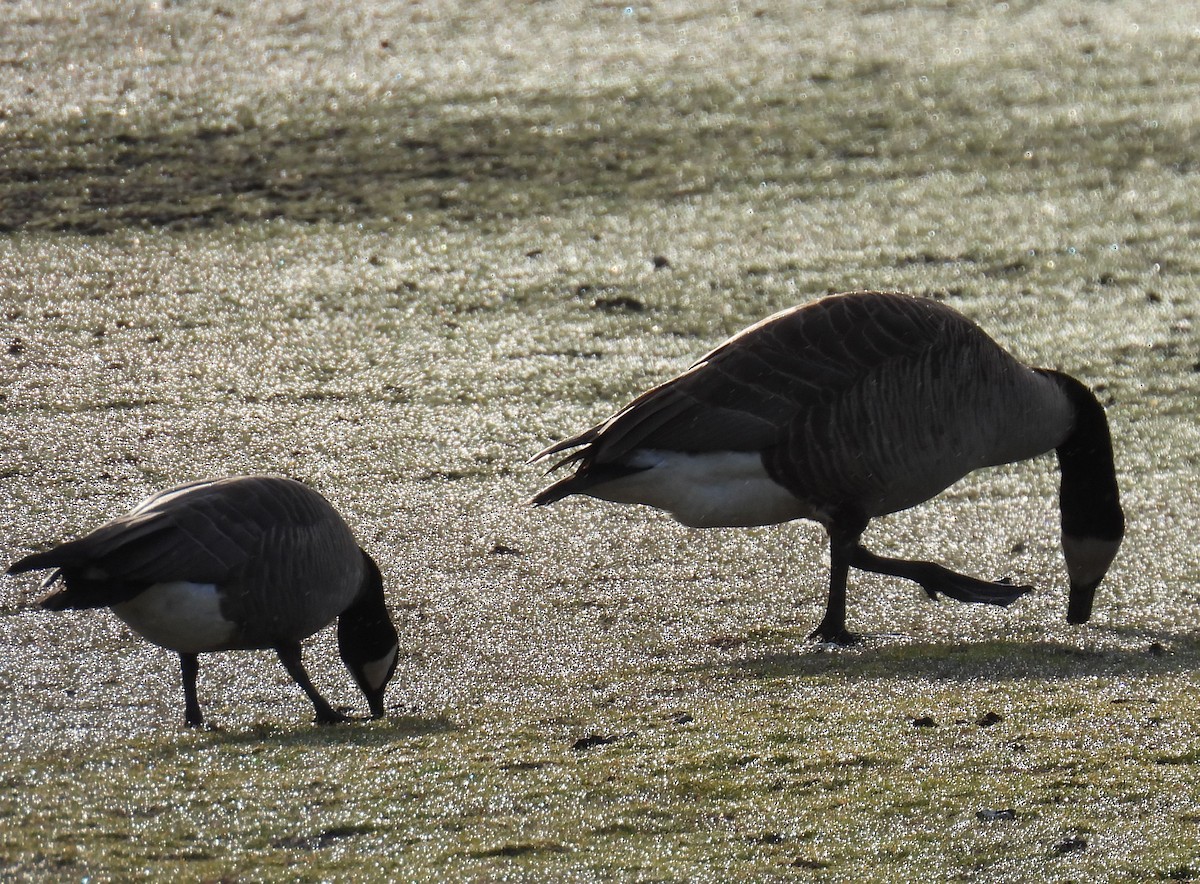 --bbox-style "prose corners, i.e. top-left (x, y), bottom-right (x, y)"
top-left (531, 291), bottom-right (1124, 644)
top-left (7, 475), bottom-right (400, 727)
